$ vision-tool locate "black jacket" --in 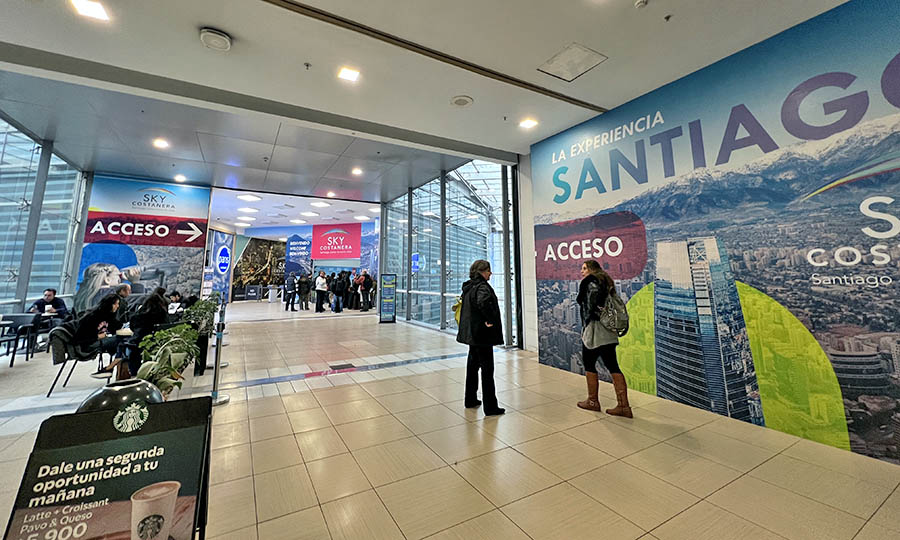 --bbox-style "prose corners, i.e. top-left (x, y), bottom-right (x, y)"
top-left (285, 276), bottom-right (297, 293)
top-left (456, 275), bottom-right (503, 346)
top-left (576, 275), bottom-right (609, 328)
top-left (298, 277), bottom-right (311, 295)
top-left (72, 308), bottom-right (122, 347)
